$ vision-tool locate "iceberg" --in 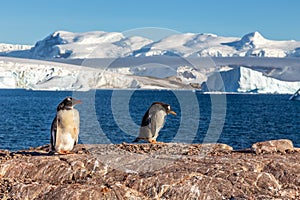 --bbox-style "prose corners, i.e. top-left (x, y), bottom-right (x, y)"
top-left (201, 66), bottom-right (300, 94)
